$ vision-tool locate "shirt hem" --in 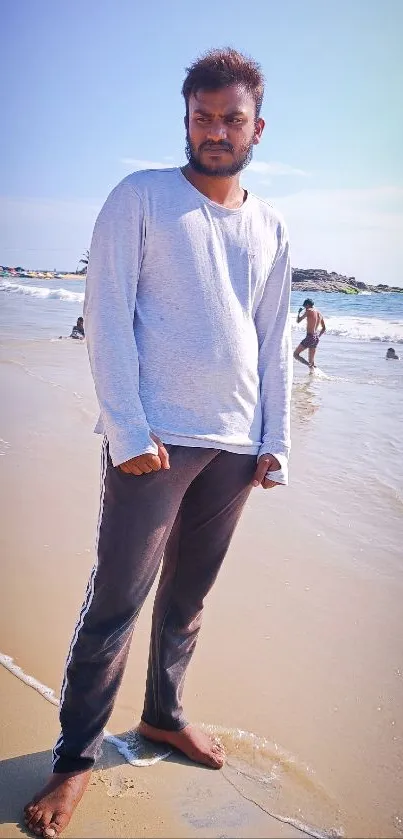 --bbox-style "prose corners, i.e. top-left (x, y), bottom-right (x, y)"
top-left (94, 422), bottom-right (289, 464)
top-left (150, 430), bottom-right (261, 456)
